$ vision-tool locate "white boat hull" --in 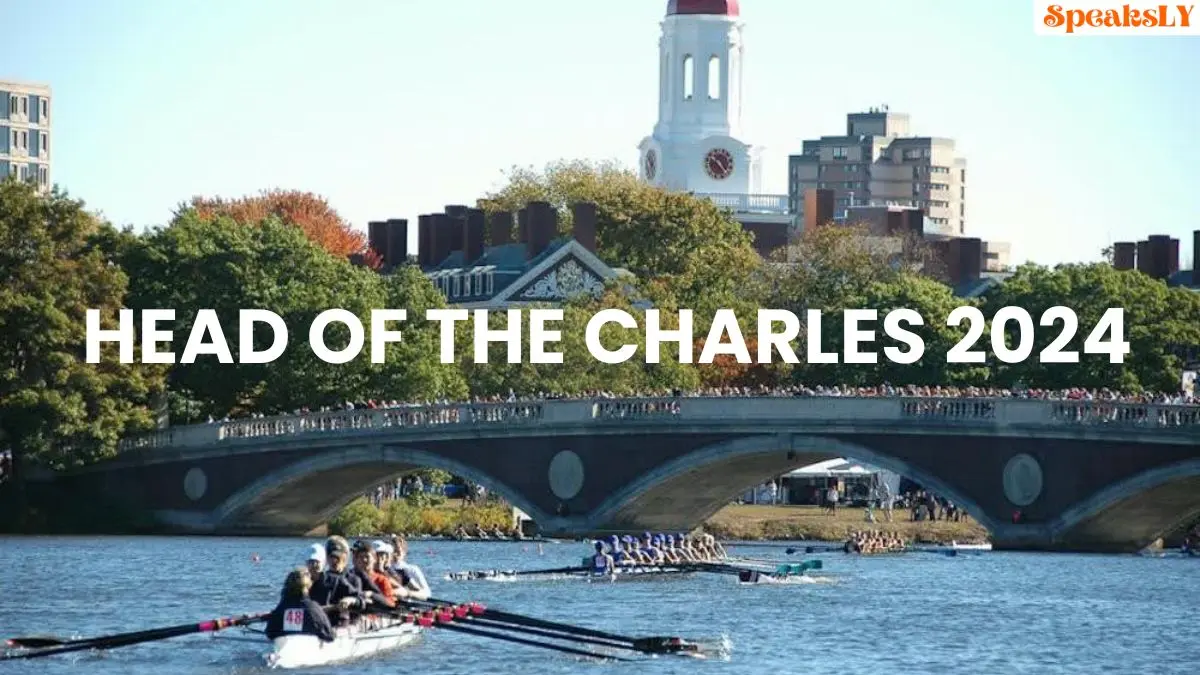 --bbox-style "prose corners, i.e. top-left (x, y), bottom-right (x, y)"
top-left (265, 614), bottom-right (422, 669)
